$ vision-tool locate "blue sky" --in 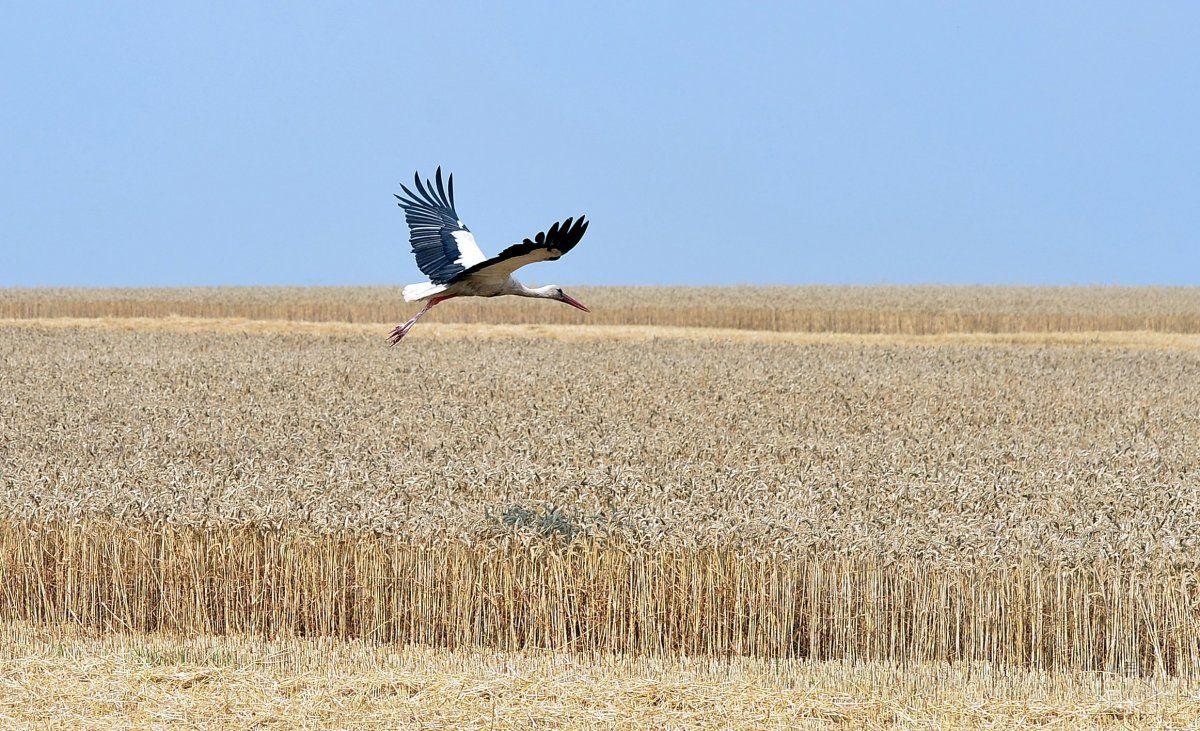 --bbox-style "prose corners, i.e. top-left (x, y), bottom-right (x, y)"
top-left (2, 3), bottom-right (1197, 287)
